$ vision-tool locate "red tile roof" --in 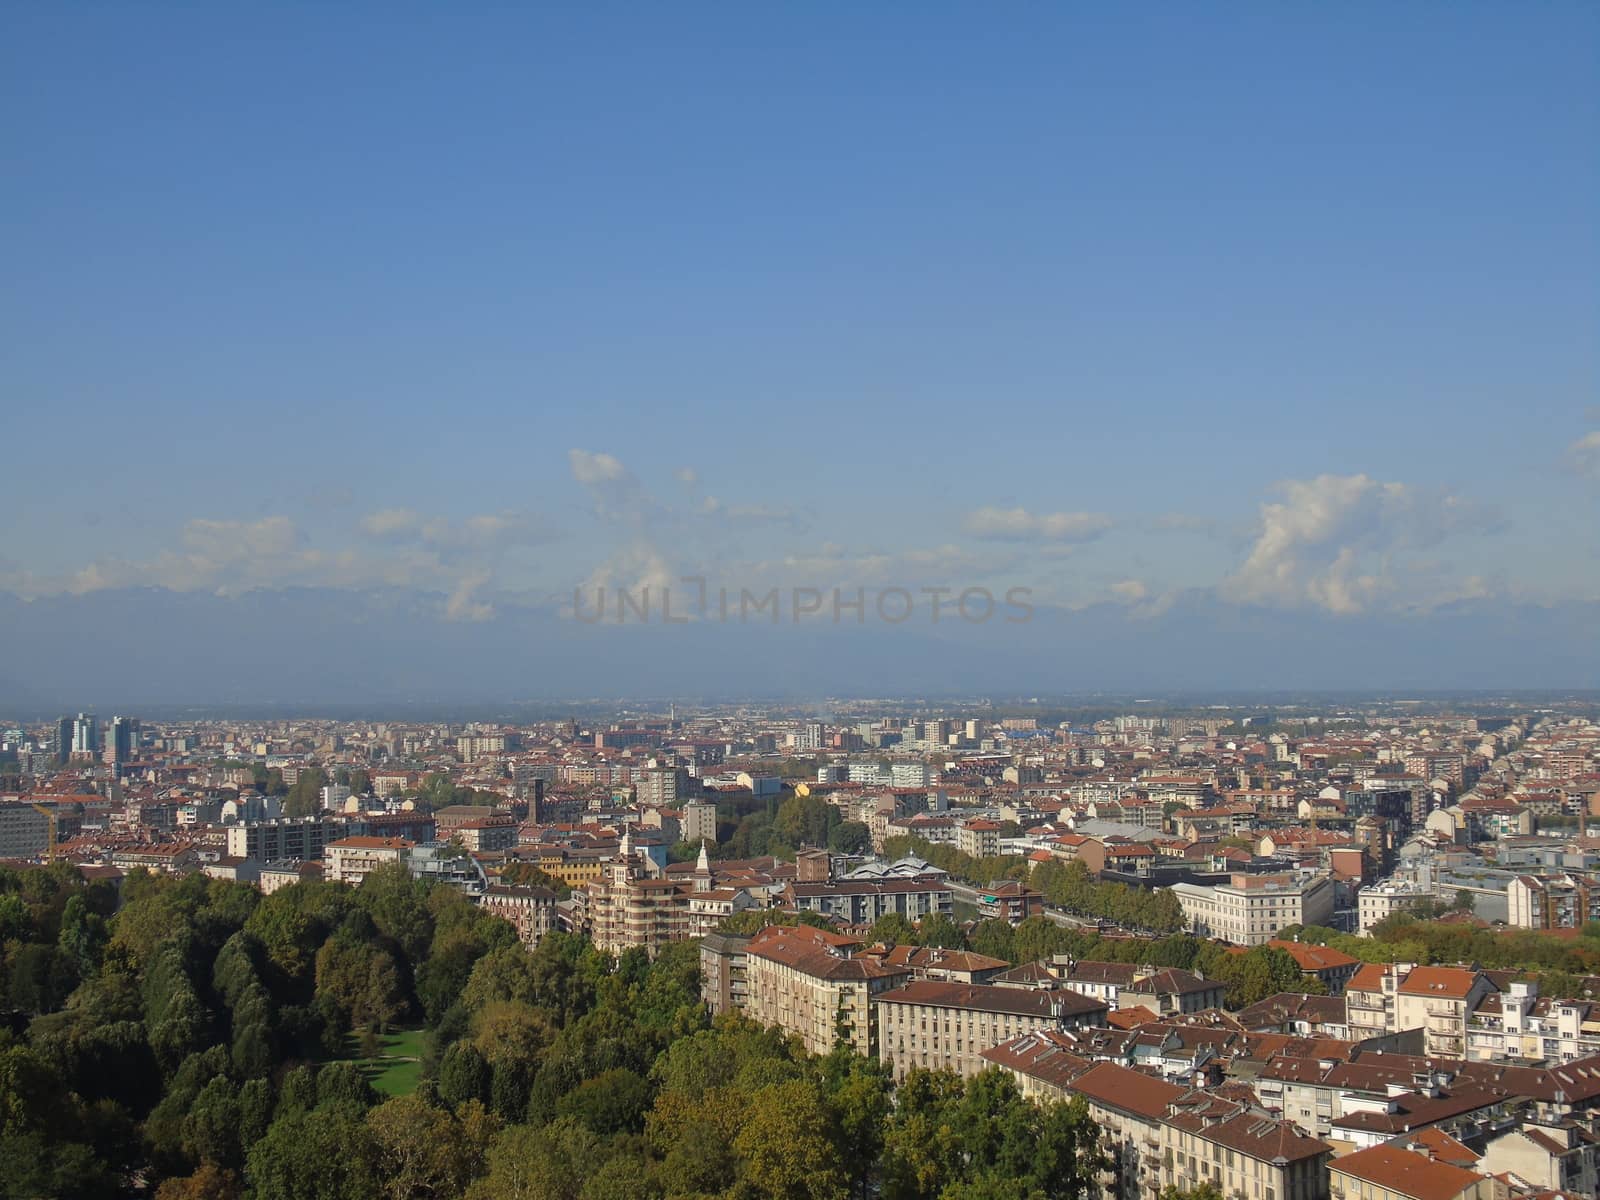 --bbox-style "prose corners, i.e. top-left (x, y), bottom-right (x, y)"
top-left (1332, 1142), bottom-right (1486, 1200)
